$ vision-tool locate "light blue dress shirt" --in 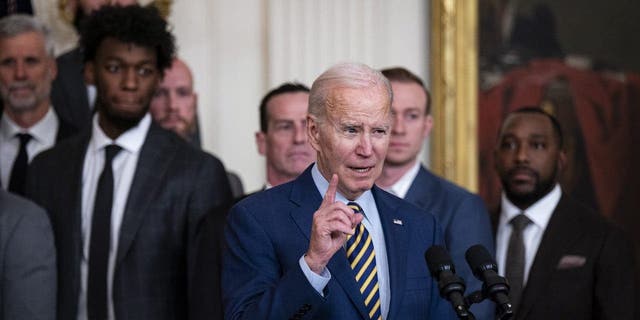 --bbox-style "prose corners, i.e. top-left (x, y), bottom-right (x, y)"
top-left (298, 163), bottom-right (390, 319)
